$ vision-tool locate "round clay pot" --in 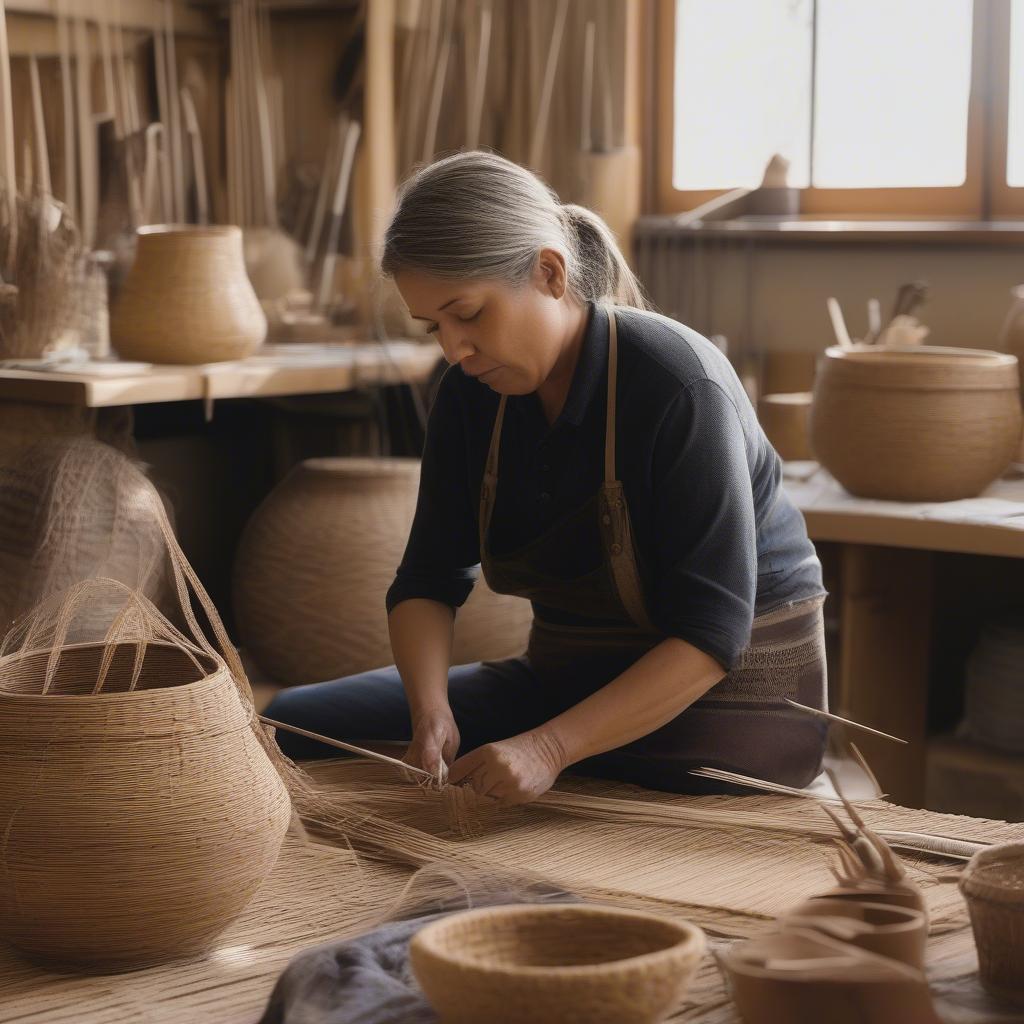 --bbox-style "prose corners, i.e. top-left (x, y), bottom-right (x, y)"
top-left (111, 225), bottom-right (267, 364)
top-left (810, 344), bottom-right (1022, 501)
